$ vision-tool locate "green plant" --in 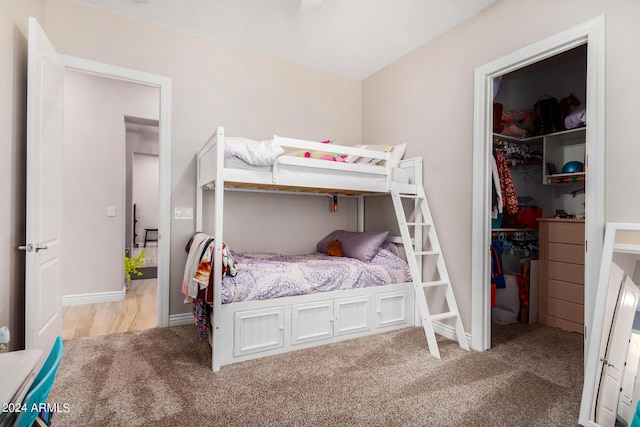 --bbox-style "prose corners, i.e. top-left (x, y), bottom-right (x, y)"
top-left (124, 250), bottom-right (145, 281)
